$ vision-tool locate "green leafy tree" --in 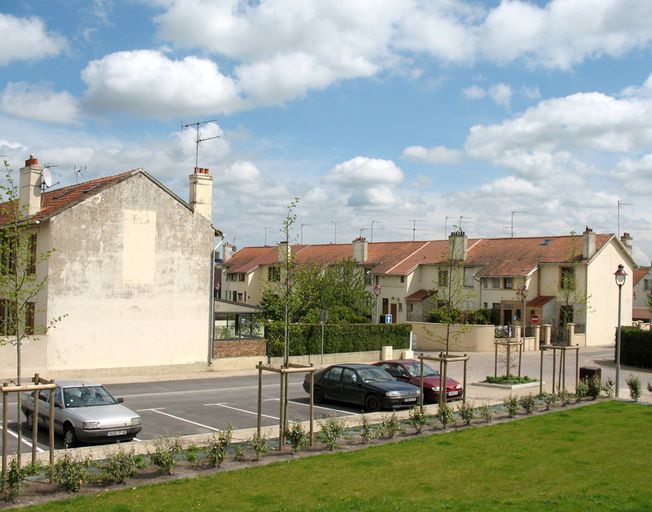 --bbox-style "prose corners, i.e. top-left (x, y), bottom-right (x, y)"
top-left (262, 260), bottom-right (373, 324)
top-left (0, 160), bottom-right (61, 466)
